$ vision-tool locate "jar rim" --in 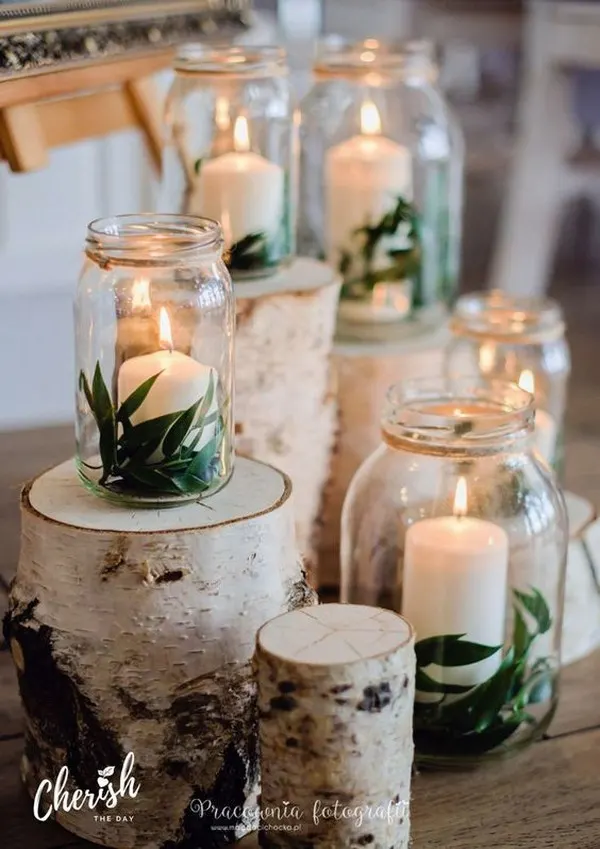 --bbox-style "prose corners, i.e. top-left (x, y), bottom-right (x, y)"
top-left (174, 44), bottom-right (287, 78)
top-left (86, 214), bottom-right (224, 268)
top-left (382, 376), bottom-right (535, 455)
top-left (451, 291), bottom-right (565, 344)
top-left (313, 37), bottom-right (437, 82)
